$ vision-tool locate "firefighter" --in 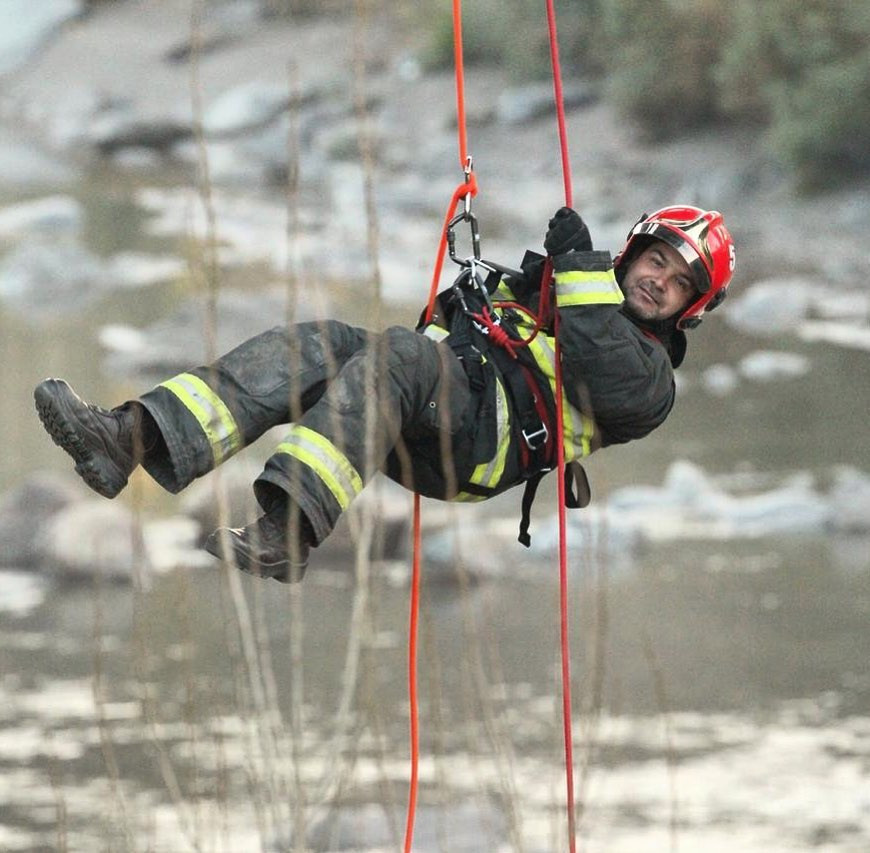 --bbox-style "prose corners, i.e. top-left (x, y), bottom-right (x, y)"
top-left (34, 205), bottom-right (735, 582)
